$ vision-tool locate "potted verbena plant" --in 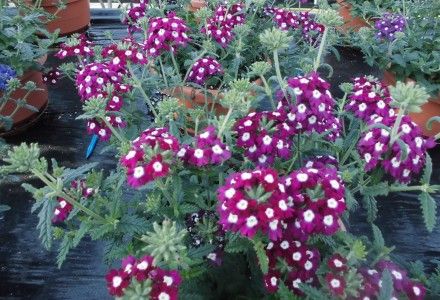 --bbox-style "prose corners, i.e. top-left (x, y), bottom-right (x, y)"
top-left (353, 0), bottom-right (440, 137)
top-left (1, 0), bottom-right (440, 299)
top-left (0, 1), bottom-right (56, 135)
